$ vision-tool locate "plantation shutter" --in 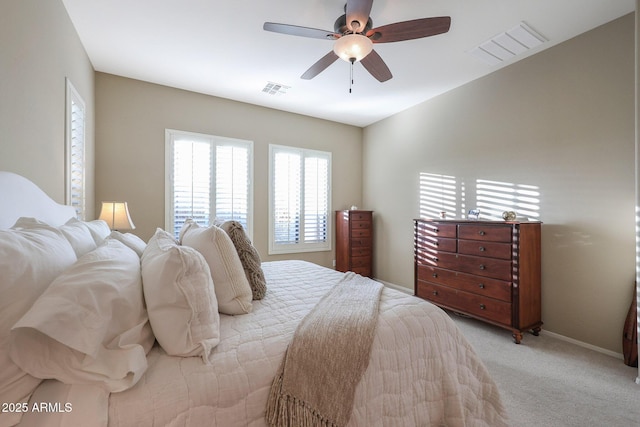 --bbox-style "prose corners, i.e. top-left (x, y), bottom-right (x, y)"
top-left (166, 130), bottom-right (253, 240)
top-left (66, 79), bottom-right (86, 220)
top-left (269, 145), bottom-right (331, 254)
top-left (172, 140), bottom-right (212, 237)
top-left (69, 97), bottom-right (85, 219)
top-left (215, 144), bottom-right (250, 228)
top-left (304, 155), bottom-right (329, 243)
top-left (273, 149), bottom-right (301, 245)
